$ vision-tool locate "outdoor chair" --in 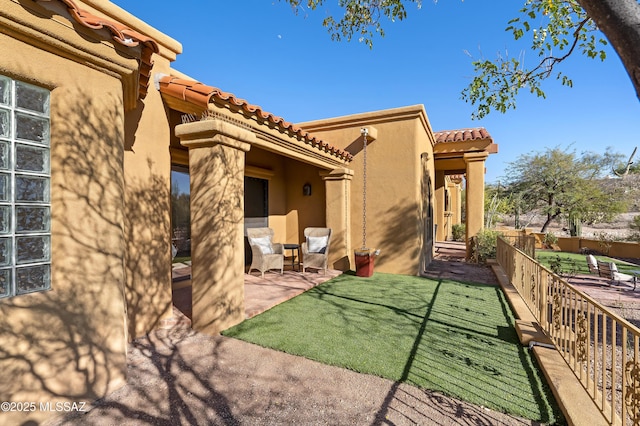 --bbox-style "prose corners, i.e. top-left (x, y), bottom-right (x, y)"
top-left (246, 227), bottom-right (284, 278)
top-left (596, 259), bottom-right (637, 290)
top-left (301, 227), bottom-right (332, 274)
top-left (586, 254), bottom-right (599, 275)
